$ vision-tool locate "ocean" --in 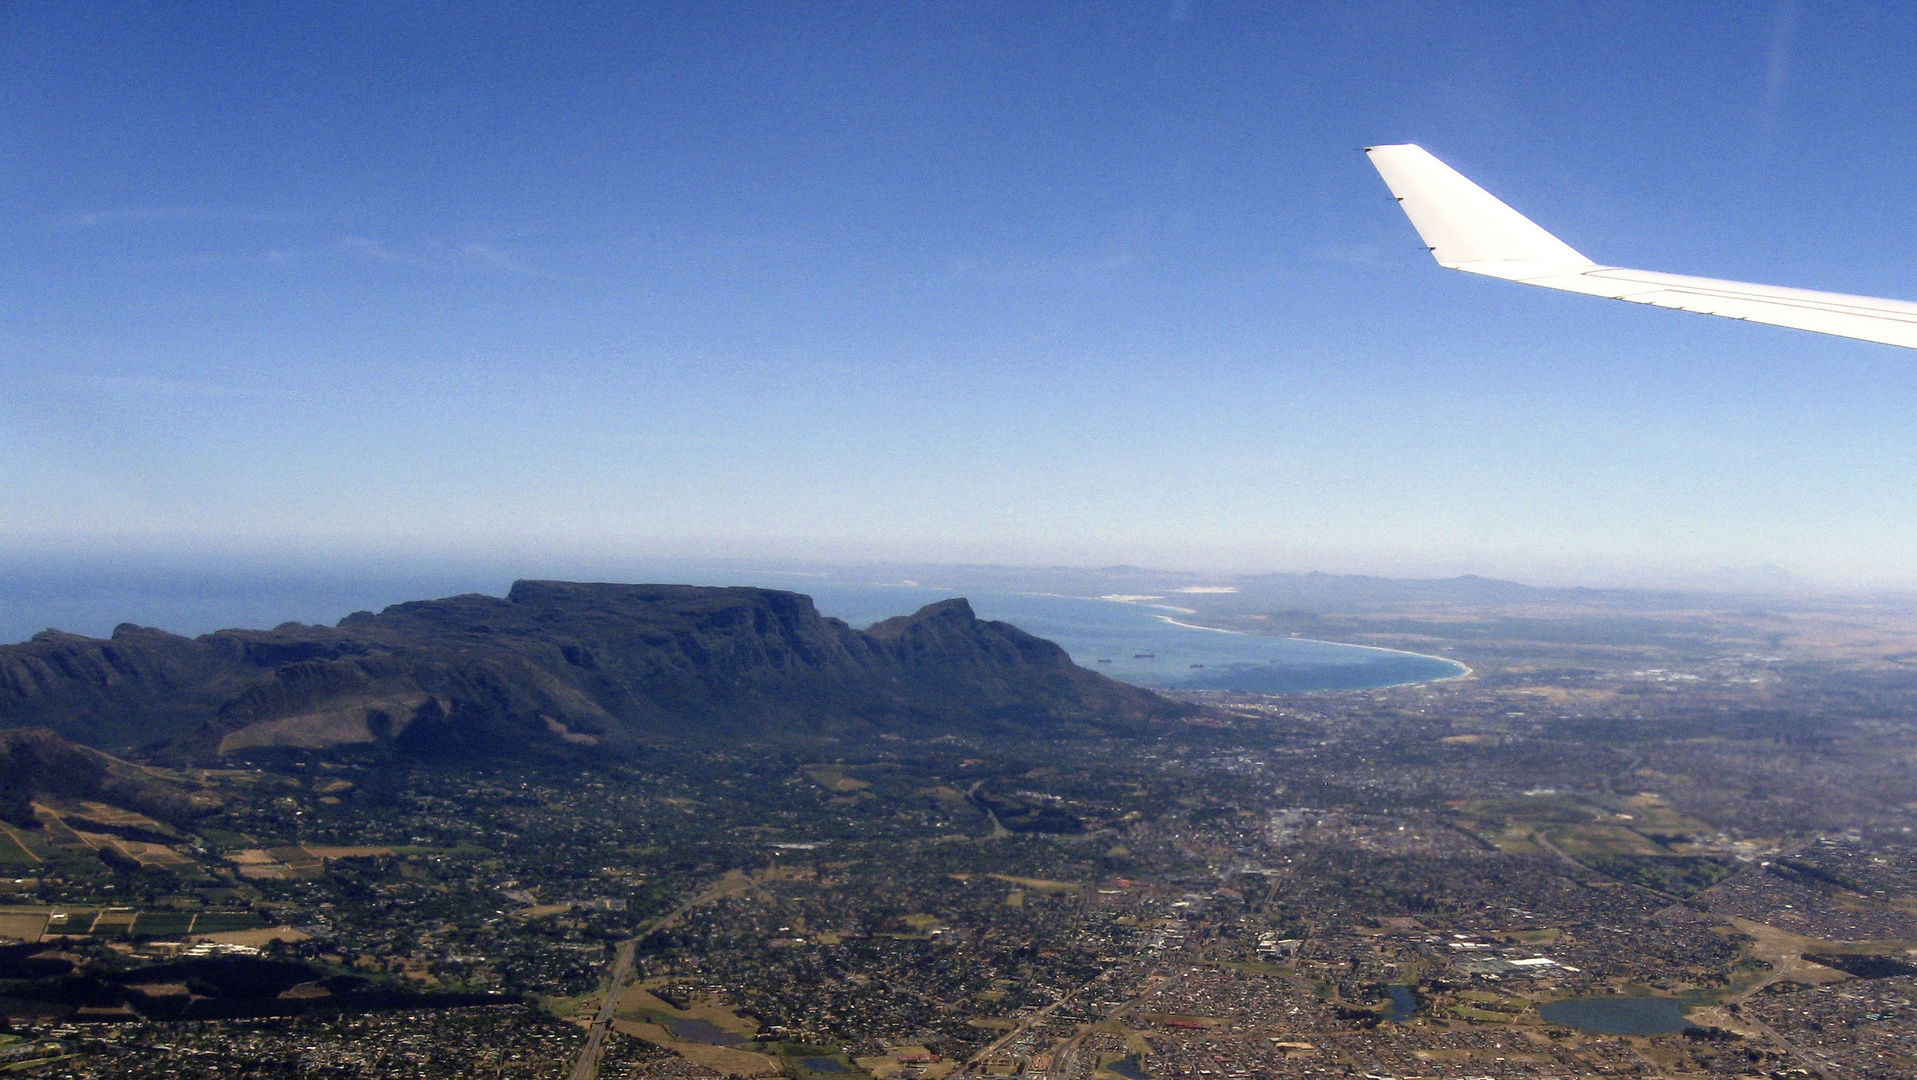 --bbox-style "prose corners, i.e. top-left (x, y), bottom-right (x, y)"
top-left (803, 584), bottom-right (1466, 692)
top-left (0, 562), bottom-right (1465, 694)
